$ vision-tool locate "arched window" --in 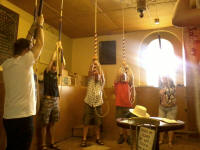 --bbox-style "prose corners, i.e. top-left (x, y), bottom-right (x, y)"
top-left (141, 38), bottom-right (178, 87)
